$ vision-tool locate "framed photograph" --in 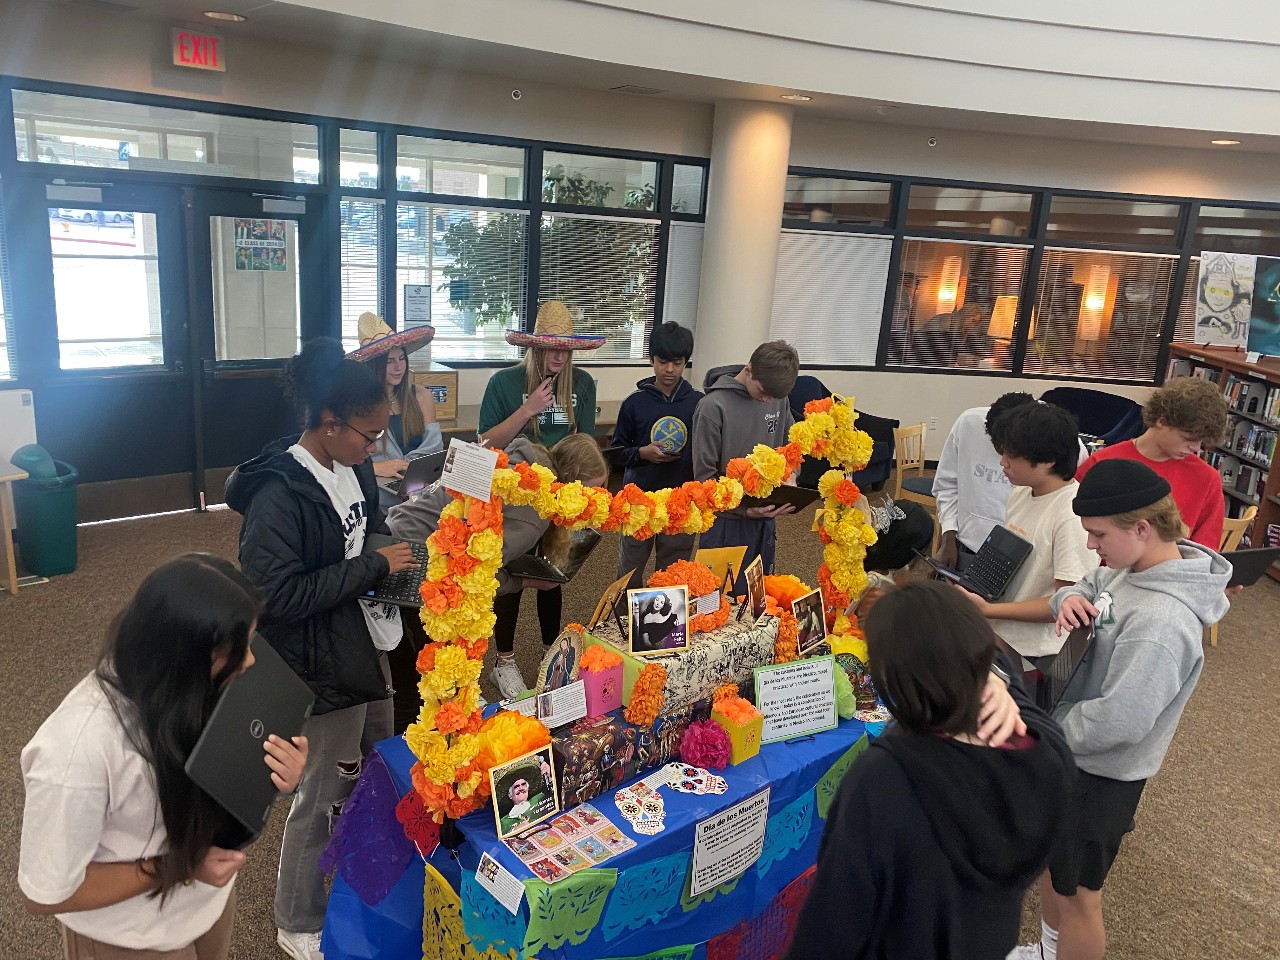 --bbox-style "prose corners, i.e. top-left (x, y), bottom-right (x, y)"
top-left (744, 555), bottom-right (766, 622)
top-left (489, 745), bottom-right (560, 840)
top-left (627, 585), bottom-right (689, 656)
top-left (536, 629), bottom-right (584, 693)
top-left (588, 568), bottom-right (635, 631)
top-left (792, 588), bottom-right (827, 657)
